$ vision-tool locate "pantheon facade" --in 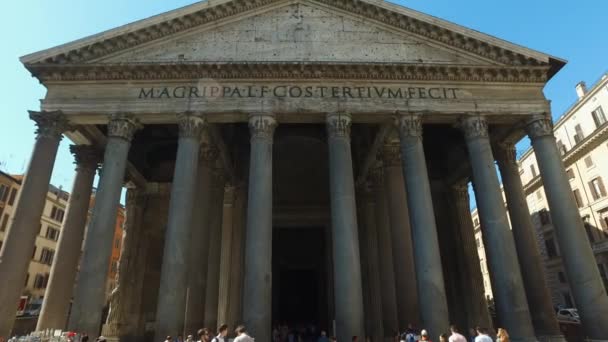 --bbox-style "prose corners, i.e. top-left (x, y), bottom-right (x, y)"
top-left (0, 0), bottom-right (607, 342)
